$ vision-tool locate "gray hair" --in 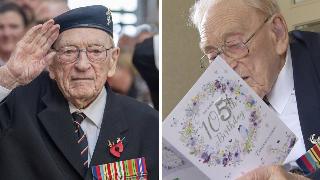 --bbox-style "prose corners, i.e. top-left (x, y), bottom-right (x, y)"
top-left (190, 0), bottom-right (280, 32)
